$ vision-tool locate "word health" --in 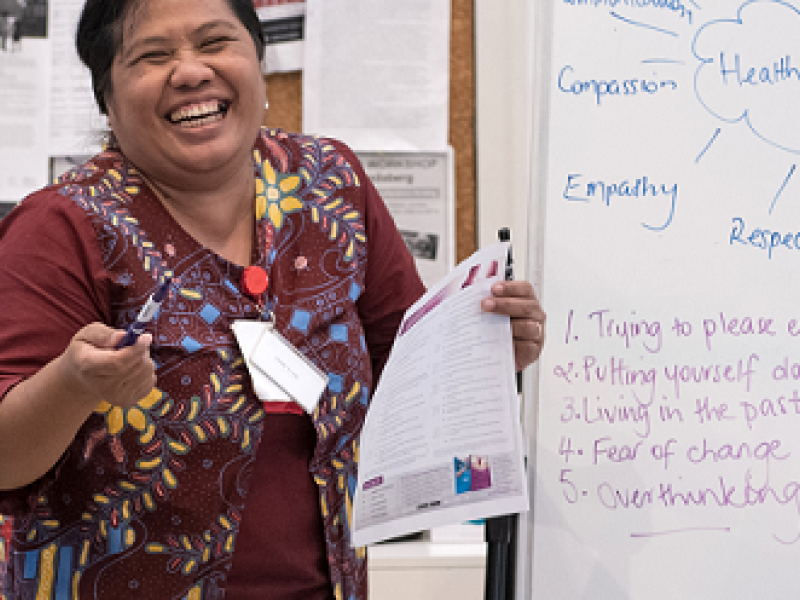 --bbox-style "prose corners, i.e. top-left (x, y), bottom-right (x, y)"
top-left (718, 53), bottom-right (800, 89)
